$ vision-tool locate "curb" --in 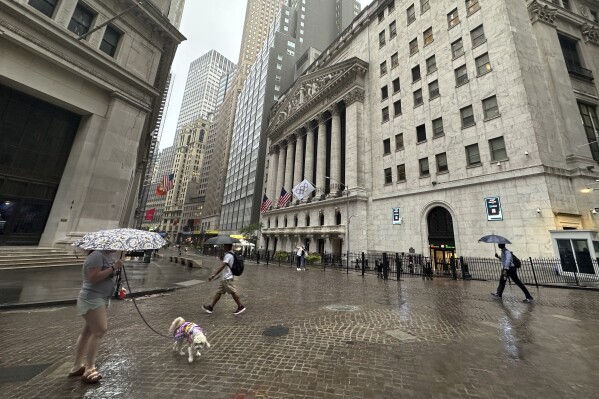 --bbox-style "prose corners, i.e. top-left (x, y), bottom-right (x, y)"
top-left (0, 286), bottom-right (181, 311)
